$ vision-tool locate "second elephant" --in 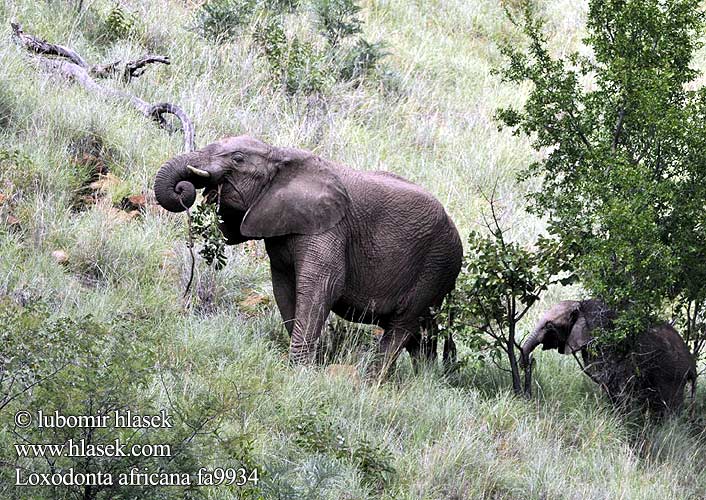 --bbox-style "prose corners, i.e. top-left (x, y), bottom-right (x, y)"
top-left (521, 299), bottom-right (697, 414)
